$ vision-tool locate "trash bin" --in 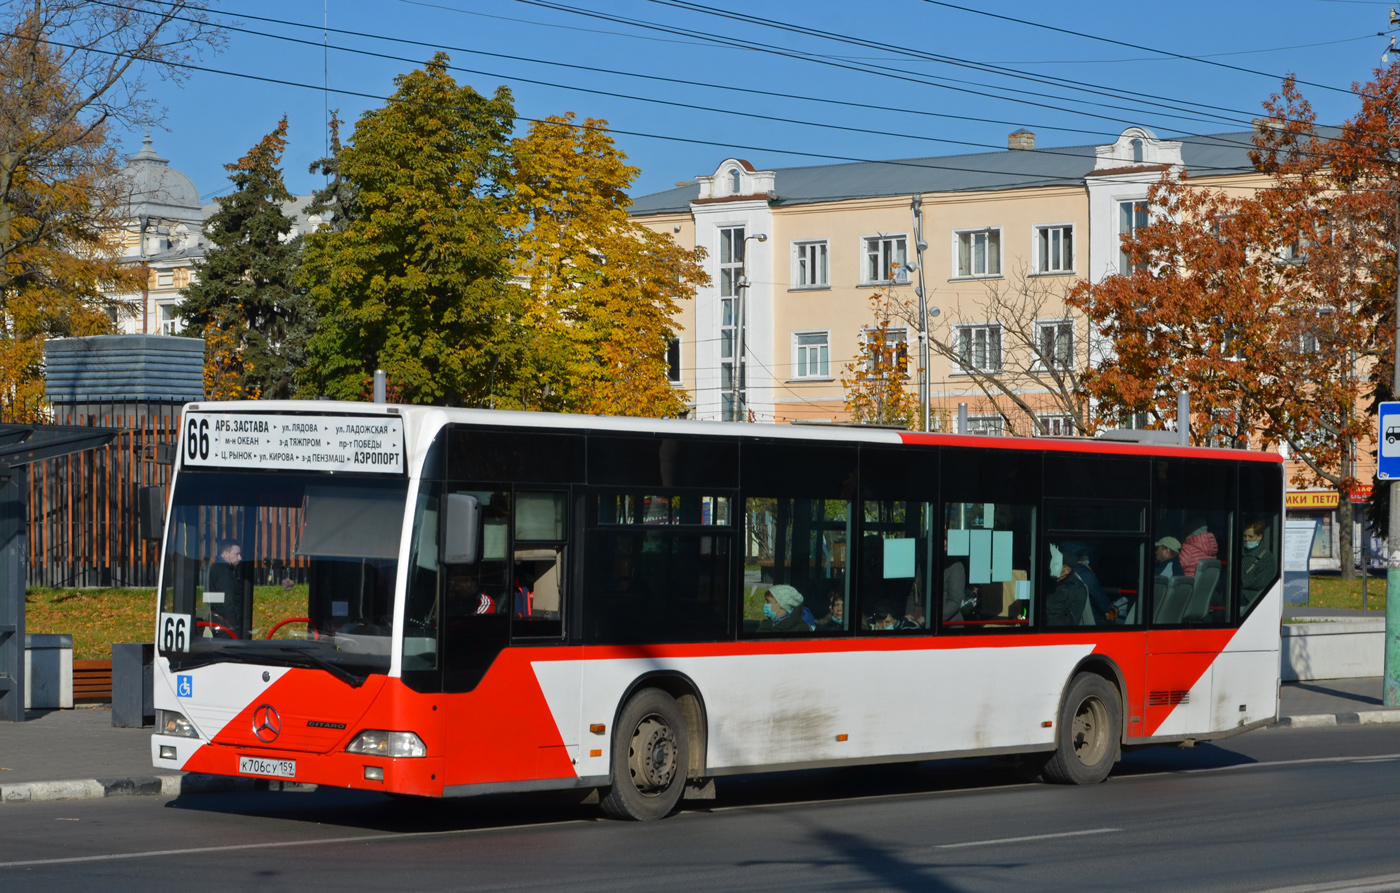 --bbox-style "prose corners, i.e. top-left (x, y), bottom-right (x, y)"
top-left (24, 634), bottom-right (73, 710)
top-left (111, 642), bottom-right (153, 728)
